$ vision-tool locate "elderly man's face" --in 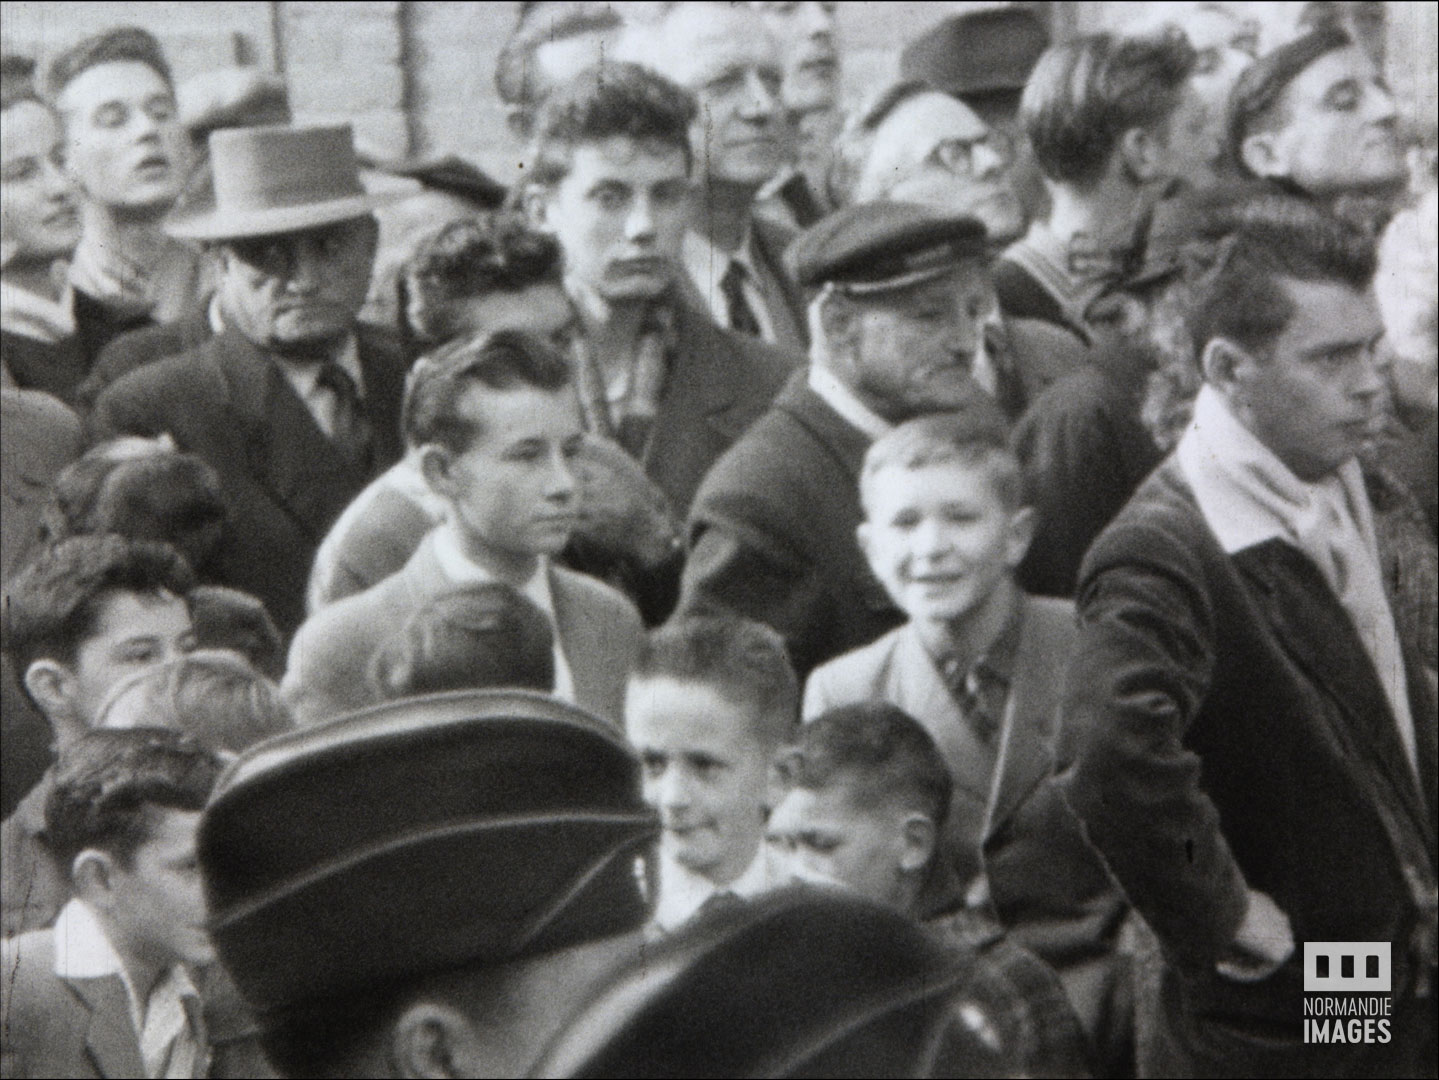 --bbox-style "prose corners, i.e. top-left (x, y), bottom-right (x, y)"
top-left (826, 265), bottom-right (995, 423)
top-left (218, 217), bottom-right (378, 354)
top-left (752, 1), bottom-right (839, 112)
top-left (658, 5), bottom-right (789, 189)
top-left (858, 92), bottom-right (1025, 244)
top-left (1260, 45), bottom-right (1404, 197)
top-left (56, 60), bottom-right (191, 214)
